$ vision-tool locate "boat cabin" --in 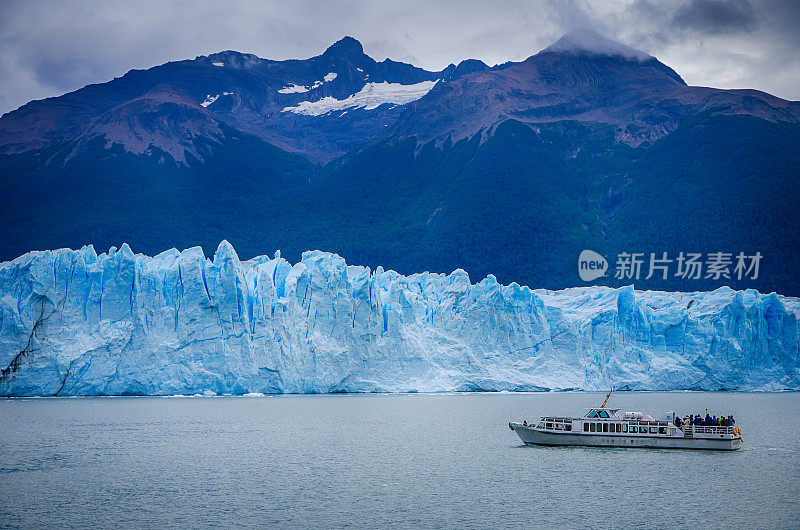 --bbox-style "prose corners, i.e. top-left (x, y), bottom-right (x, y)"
top-left (531, 407), bottom-right (682, 437)
top-left (585, 408), bottom-right (620, 419)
